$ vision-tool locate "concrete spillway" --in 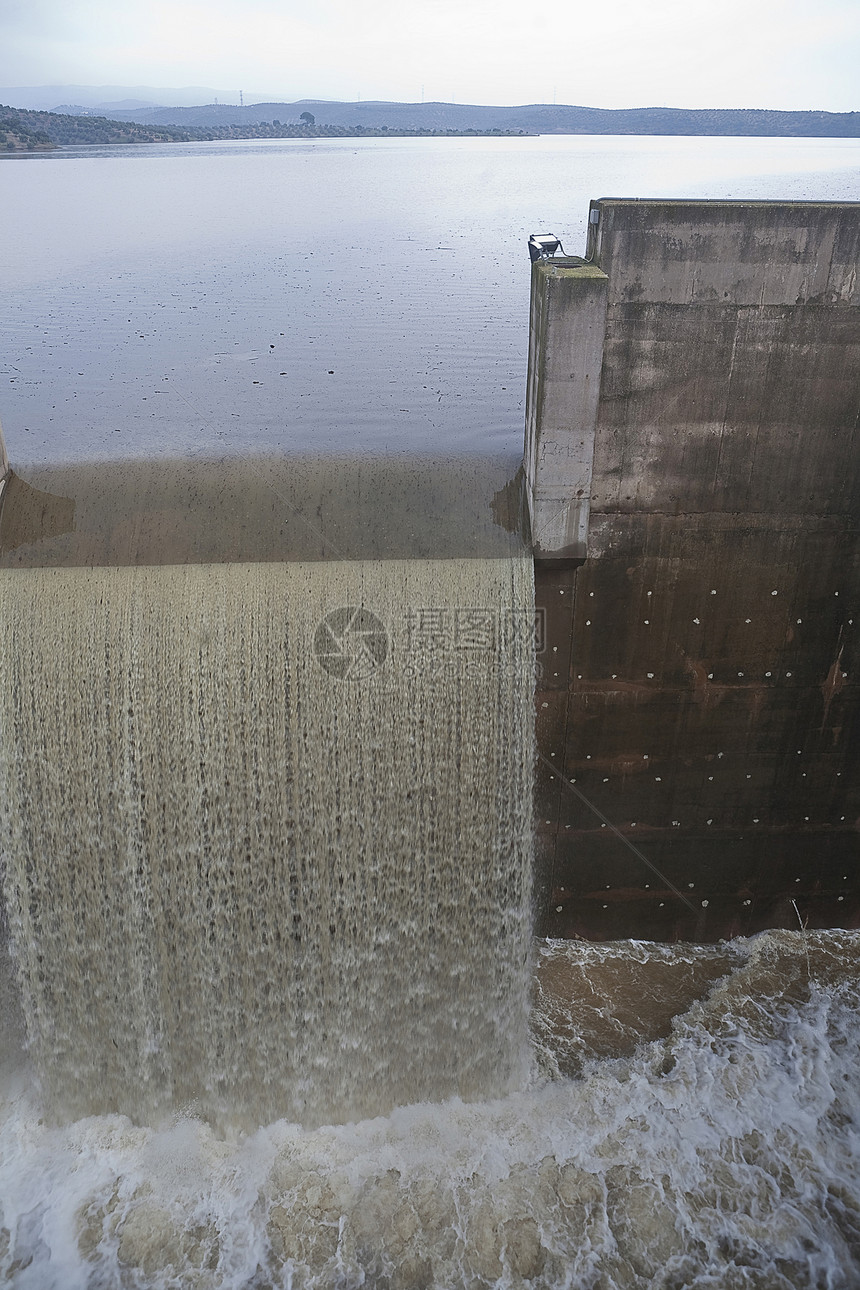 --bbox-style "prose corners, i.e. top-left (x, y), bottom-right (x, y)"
top-left (528, 200), bottom-right (860, 941)
top-left (0, 434), bottom-right (536, 1127)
